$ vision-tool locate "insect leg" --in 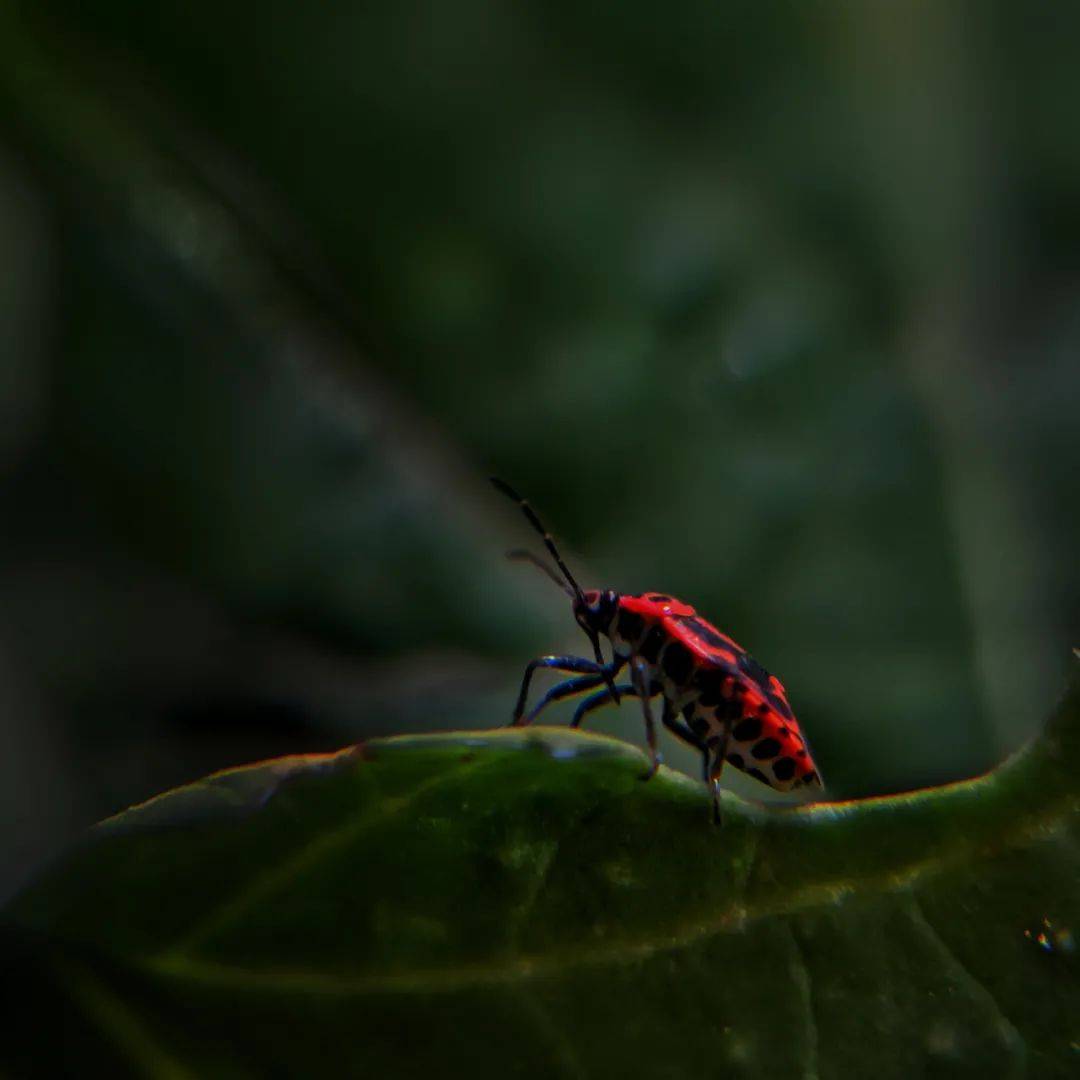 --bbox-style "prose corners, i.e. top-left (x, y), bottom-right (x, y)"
top-left (513, 655), bottom-right (622, 725)
top-left (658, 700), bottom-right (715, 811)
top-left (524, 673), bottom-right (605, 725)
top-left (630, 656), bottom-right (661, 780)
top-left (660, 699), bottom-right (706, 751)
top-left (708, 716), bottom-right (734, 825)
top-left (570, 683), bottom-right (636, 727)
